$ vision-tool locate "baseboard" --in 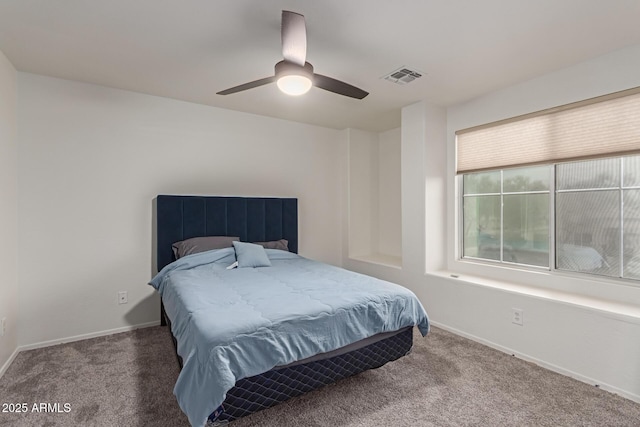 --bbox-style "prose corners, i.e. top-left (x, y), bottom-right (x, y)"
top-left (0, 321), bottom-right (161, 379)
top-left (0, 346), bottom-right (20, 379)
top-left (429, 320), bottom-right (640, 404)
top-left (18, 320), bottom-right (161, 352)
